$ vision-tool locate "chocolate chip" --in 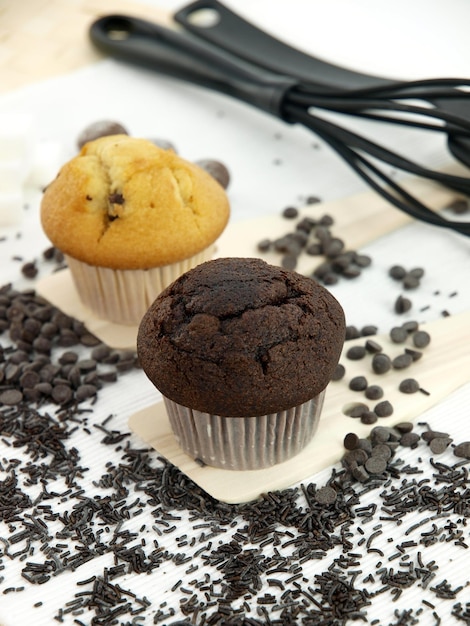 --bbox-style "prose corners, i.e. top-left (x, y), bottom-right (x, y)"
top-left (421, 430), bottom-right (450, 442)
top-left (365, 339), bottom-right (382, 354)
top-left (395, 295), bottom-right (412, 314)
top-left (344, 403), bottom-right (369, 418)
top-left (109, 193), bottom-right (124, 205)
top-left (392, 353), bottom-right (413, 370)
top-left (306, 195), bottom-right (321, 204)
top-left (454, 442), bottom-right (470, 459)
top-left (281, 254), bottom-right (298, 270)
top-left (402, 274), bottom-right (420, 289)
top-left (355, 254), bottom-right (372, 268)
top-left (399, 378), bottom-right (420, 394)
top-left (372, 353), bottom-right (392, 374)
top-left (413, 330), bottom-right (431, 348)
top-left (21, 261), bottom-right (38, 279)
top-left (315, 486), bottom-right (337, 505)
top-left (148, 138), bottom-right (177, 152)
top-left (0, 389), bottom-right (23, 405)
top-left (404, 347), bottom-right (423, 361)
top-left (394, 422), bottom-right (414, 434)
top-left (390, 326), bottom-right (408, 343)
top-left (257, 239), bottom-right (271, 252)
top-left (305, 242), bottom-right (322, 256)
top-left (76, 384), bottom-right (97, 402)
top-left (361, 411), bottom-right (378, 425)
top-left (51, 384), bottom-right (73, 404)
top-left (282, 206), bottom-right (298, 219)
top-left (409, 267), bottom-right (425, 279)
top-left (402, 320), bottom-right (419, 333)
top-left (78, 359), bottom-right (97, 373)
top-left (194, 159), bottom-right (230, 189)
top-left (345, 326), bottom-right (361, 340)
top-left (33, 336), bottom-right (52, 354)
top-left (370, 426), bottom-right (392, 443)
top-left (59, 351), bottom-right (79, 365)
top-left (365, 456), bottom-right (387, 475)
top-left (323, 238), bottom-right (345, 258)
top-left (342, 266), bottom-right (361, 279)
top-left (361, 325), bottom-right (378, 337)
top-left (352, 465), bottom-right (370, 482)
top-left (77, 120), bottom-right (128, 149)
top-left (429, 437), bottom-right (452, 455)
top-left (389, 265), bottom-right (407, 280)
top-left (35, 382), bottom-right (52, 396)
top-left (346, 345), bottom-right (367, 360)
top-left (400, 432), bottom-right (420, 447)
top-left (349, 376), bottom-right (368, 391)
top-left (344, 432), bottom-right (360, 450)
top-left (365, 385), bottom-right (384, 400)
top-left (67, 365), bottom-right (81, 388)
top-left (331, 363), bottom-right (346, 381)
top-left (344, 448), bottom-right (369, 466)
top-left (19, 370), bottom-right (41, 389)
top-left (91, 344), bottom-right (112, 362)
top-left (374, 400), bottom-right (393, 418)
top-left (371, 444), bottom-right (392, 461)
top-left (356, 438), bottom-right (373, 454)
